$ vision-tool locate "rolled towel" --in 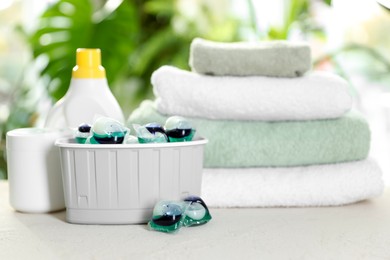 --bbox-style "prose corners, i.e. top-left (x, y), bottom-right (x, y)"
top-left (128, 101), bottom-right (370, 168)
top-left (189, 38), bottom-right (311, 77)
top-left (152, 66), bottom-right (352, 121)
top-left (201, 158), bottom-right (384, 207)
